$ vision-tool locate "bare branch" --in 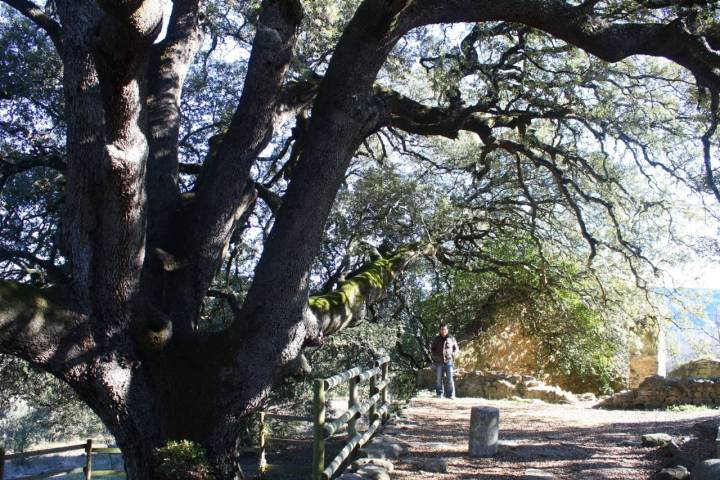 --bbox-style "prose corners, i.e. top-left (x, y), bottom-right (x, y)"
top-left (0, 247), bottom-right (69, 284)
top-left (702, 92), bottom-right (720, 202)
top-left (1, 0), bottom-right (63, 49)
top-left (400, 0), bottom-right (720, 91)
top-left (0, 152), bottom-right (65, 190)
